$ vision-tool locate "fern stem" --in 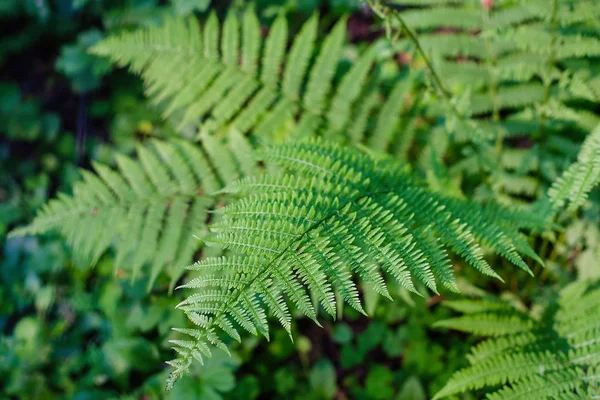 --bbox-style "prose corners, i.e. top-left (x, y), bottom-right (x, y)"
top-left (537, 0), bottom-right (559, 139)
top-left (480, 6), bottom-right (502, 158)
top-left (365, 0), bottom-right (488, 146)
top-left (481, 7), bottom-right (499, 123)
top-left (366, 0), bottom-right (451, 100)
